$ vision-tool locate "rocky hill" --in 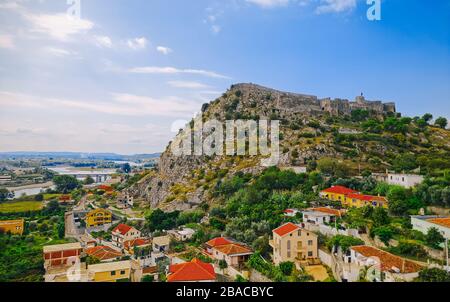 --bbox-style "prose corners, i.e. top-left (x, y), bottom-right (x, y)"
top-left (132, 83), bottom-right (450, 212)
